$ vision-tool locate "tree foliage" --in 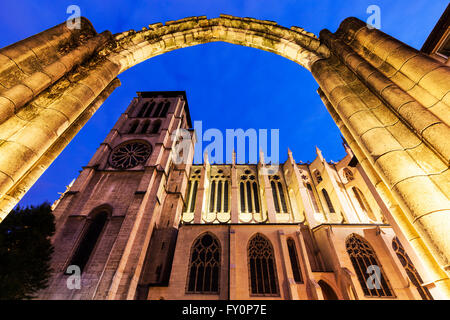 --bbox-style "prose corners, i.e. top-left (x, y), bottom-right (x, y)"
top-left (0, 202), bottom-right (55, 299)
